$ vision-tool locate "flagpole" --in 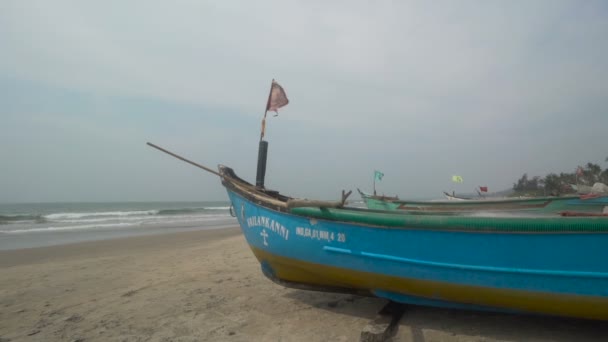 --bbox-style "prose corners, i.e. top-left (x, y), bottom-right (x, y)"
top-left (260, 79), bottom-right (274, 142)
top-left (256, 80), bottom-right (275, 188)
top-left (373, 171), bottom-right (376, 195)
